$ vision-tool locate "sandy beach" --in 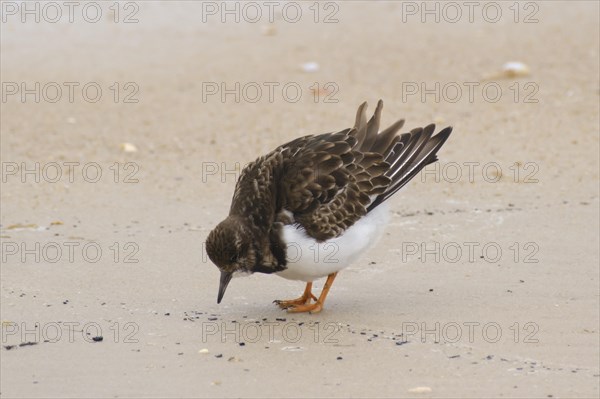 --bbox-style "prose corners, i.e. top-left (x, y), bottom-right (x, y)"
top-left (1, 1), bottom-right (599, 398)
